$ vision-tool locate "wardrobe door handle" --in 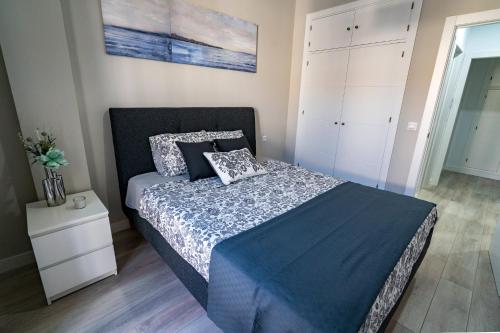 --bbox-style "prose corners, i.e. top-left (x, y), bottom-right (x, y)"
top-left (347, 27), bottom-right (351, 31)
top-left (334, 121), bottom-right (338, 125)
top-left (341, 122), bottom-right (345, 126)
top-left (355, 25), bottom-right (359, 29)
